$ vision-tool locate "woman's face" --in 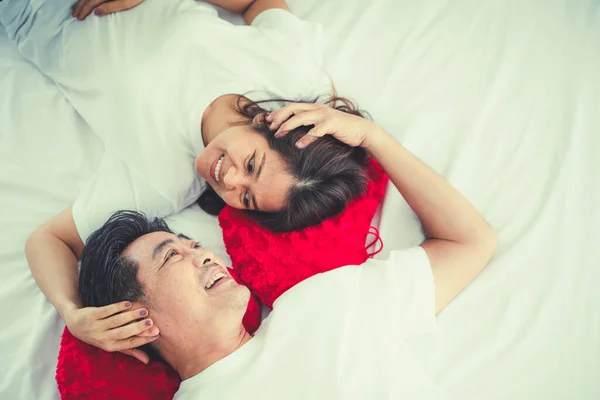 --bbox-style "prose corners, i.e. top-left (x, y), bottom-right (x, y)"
top-left (195, 126), bottom-right (295, 212)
